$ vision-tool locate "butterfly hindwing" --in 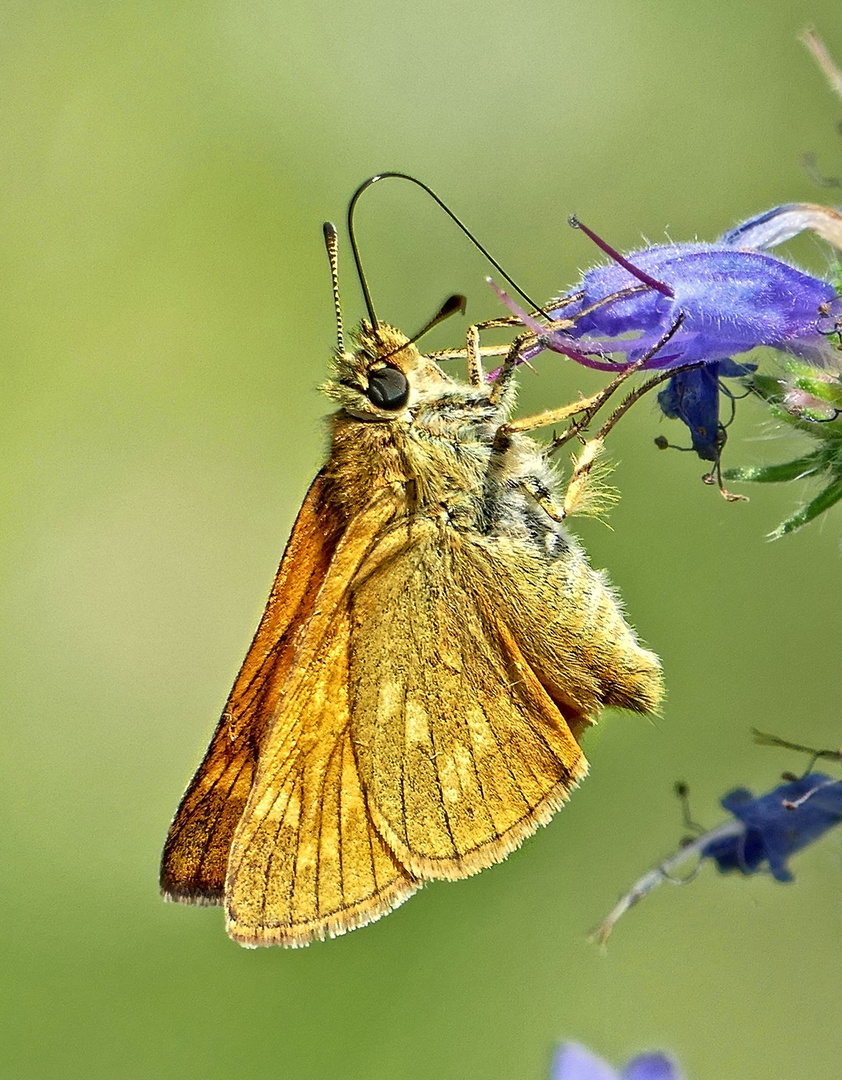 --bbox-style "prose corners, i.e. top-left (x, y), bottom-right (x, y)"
top-left (349, 520), bottom-right (588, 880)
top-left (456, 533), bottom-right (663, 722)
